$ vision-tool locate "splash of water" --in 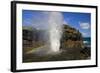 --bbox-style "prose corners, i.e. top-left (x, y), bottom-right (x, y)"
top-left (31, 12), bottom-right (63, 55)
top-left (48, 12), bottom-right (63, 53)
